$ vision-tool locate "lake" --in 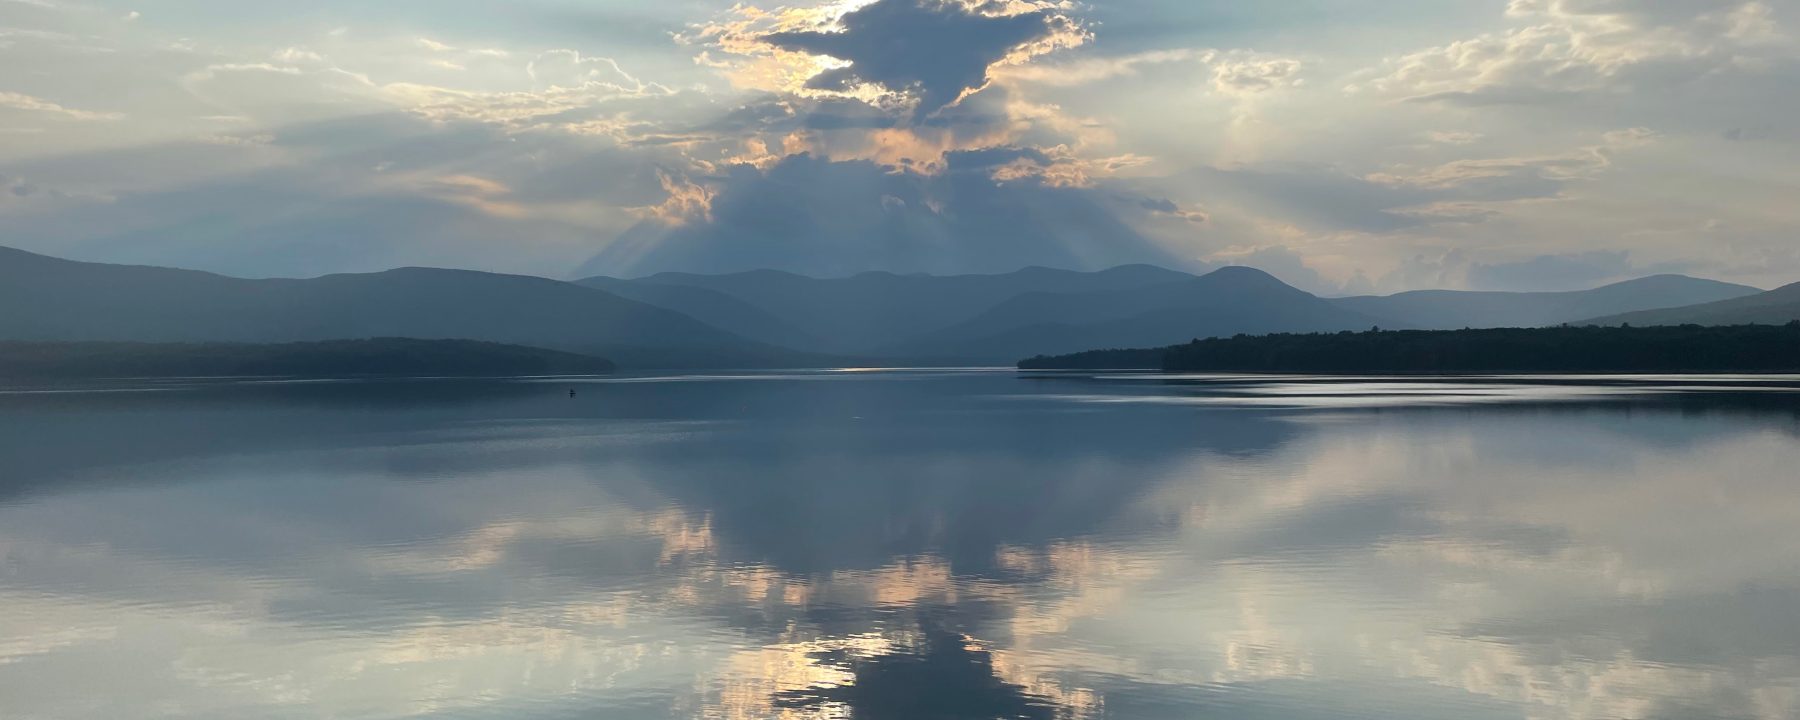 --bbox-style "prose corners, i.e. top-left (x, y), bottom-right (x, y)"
top-left (2, 370), bottom-right (1798, 720)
